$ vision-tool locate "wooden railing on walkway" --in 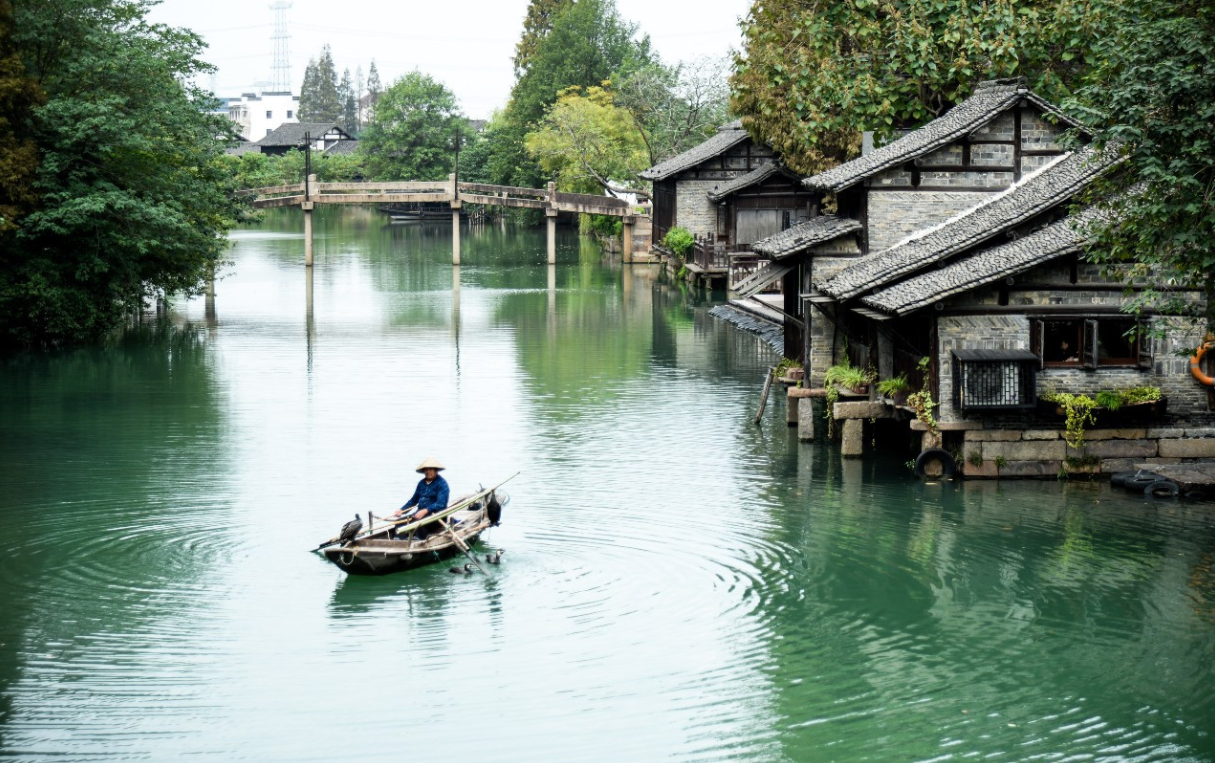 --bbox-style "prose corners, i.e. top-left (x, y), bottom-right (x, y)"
top-left (728, 253), bottom-right (782, 293)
